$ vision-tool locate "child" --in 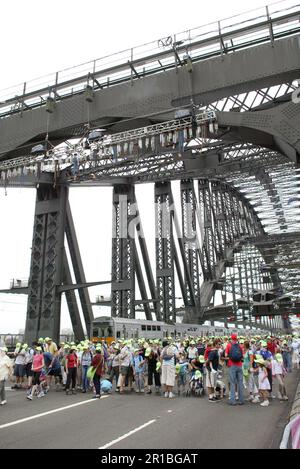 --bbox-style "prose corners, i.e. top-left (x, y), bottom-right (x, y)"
top-left (215, 372), bottom-right (226, 400)
top-left (255, 356), bottom-right (271, 407)
top-left (272, 353), bottom-right (288, 401)
top-left (133, 349), bottom-right (145, 393)
top-left (176, 352), bottom-right (189, 396)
